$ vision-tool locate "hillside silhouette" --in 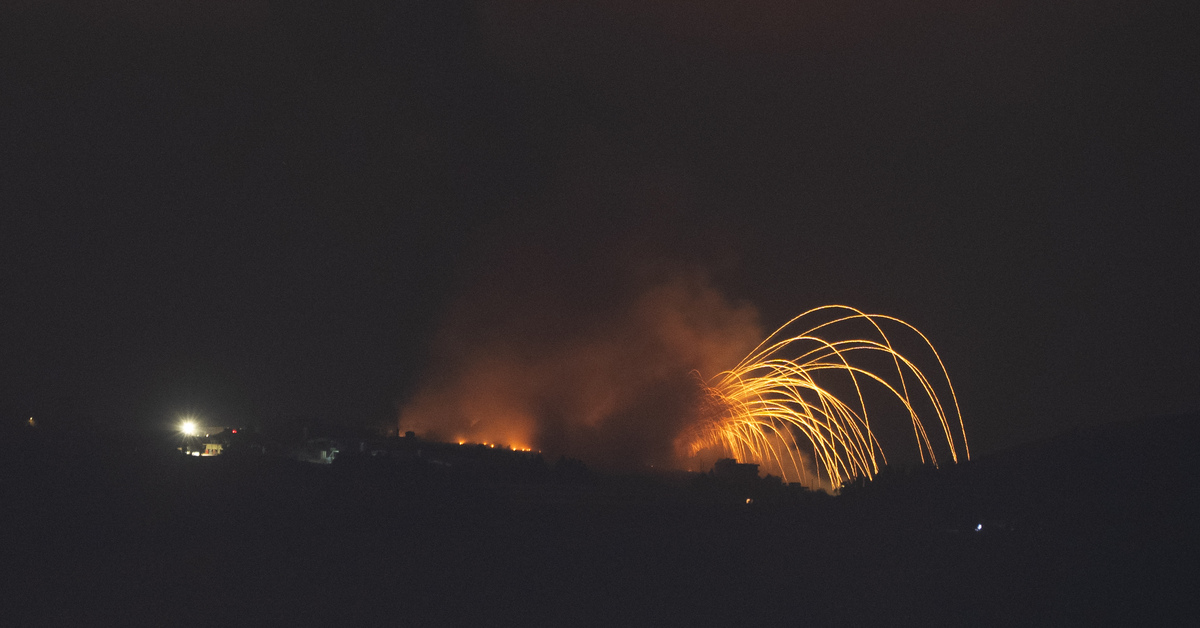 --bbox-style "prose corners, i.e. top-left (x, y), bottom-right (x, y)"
top-left (5, 413), bottom-right (1197, 625)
